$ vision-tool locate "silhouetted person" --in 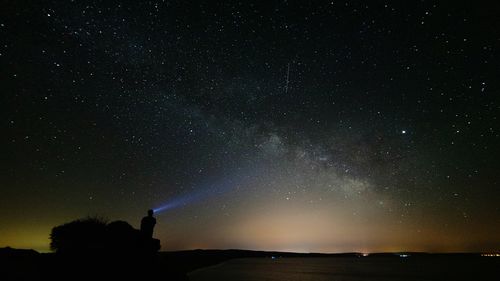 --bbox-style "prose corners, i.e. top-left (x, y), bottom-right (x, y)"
top-left (141, 209), bottom-right (156, 238)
